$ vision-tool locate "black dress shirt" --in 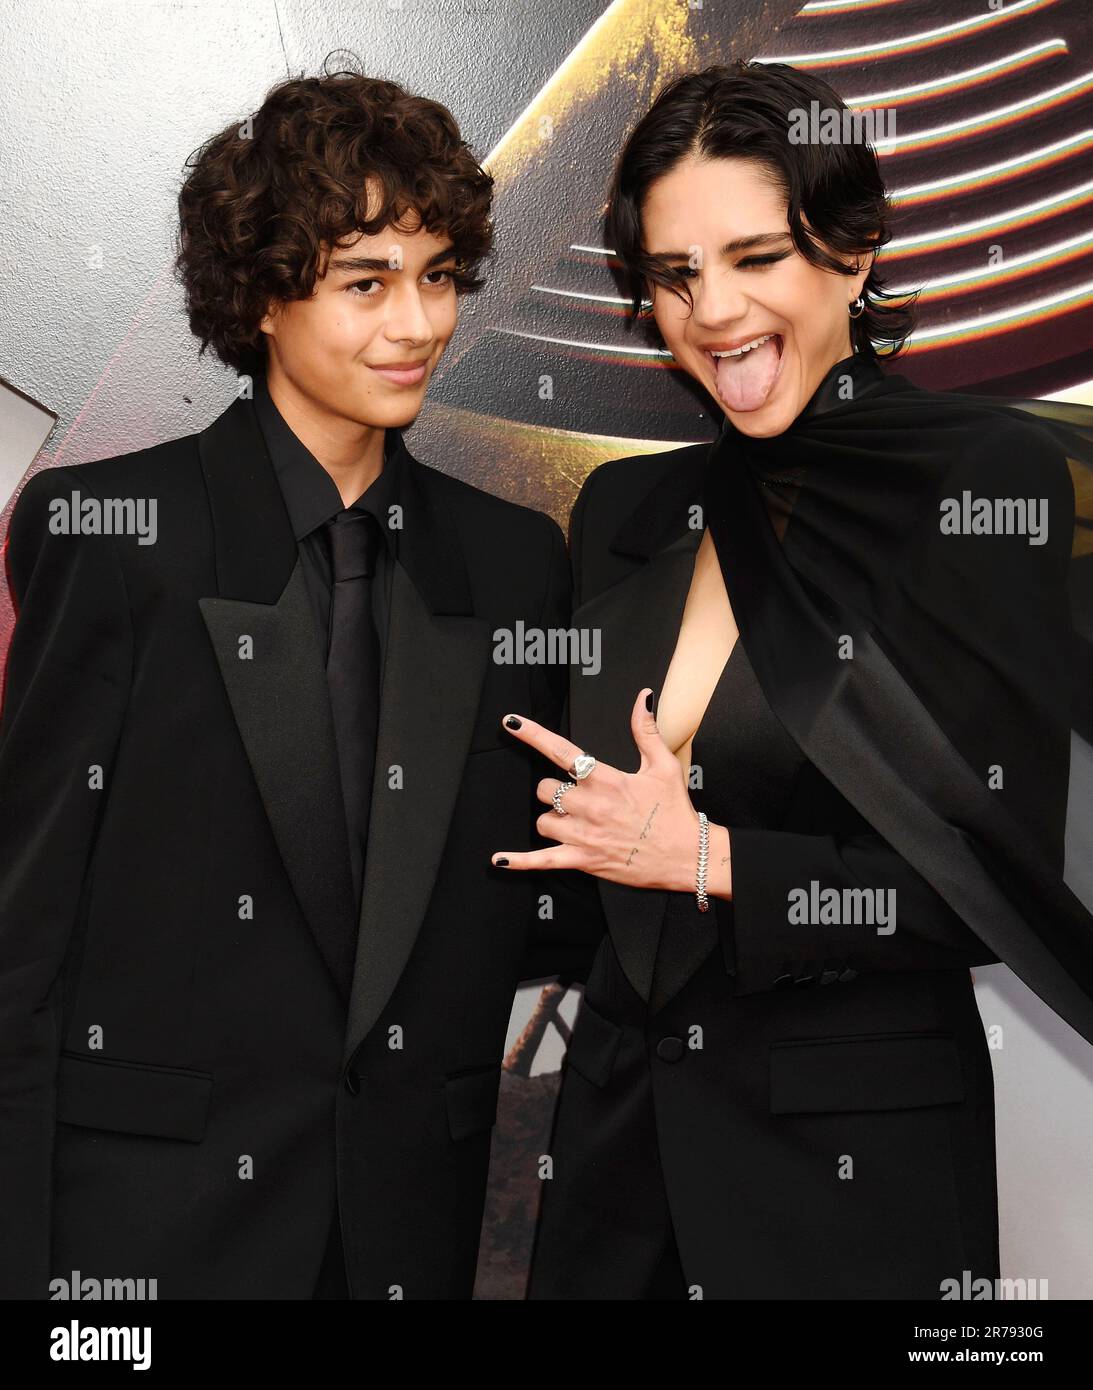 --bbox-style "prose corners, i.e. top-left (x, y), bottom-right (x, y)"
top-left (251, 371), bottom-right (406, 677)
